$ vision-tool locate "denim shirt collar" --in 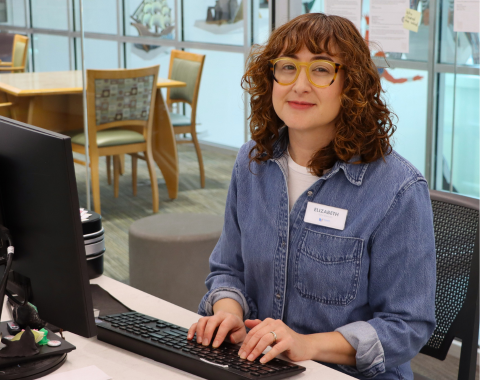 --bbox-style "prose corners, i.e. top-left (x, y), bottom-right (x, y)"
top-left (269, 127), bottom-right (369, 187)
